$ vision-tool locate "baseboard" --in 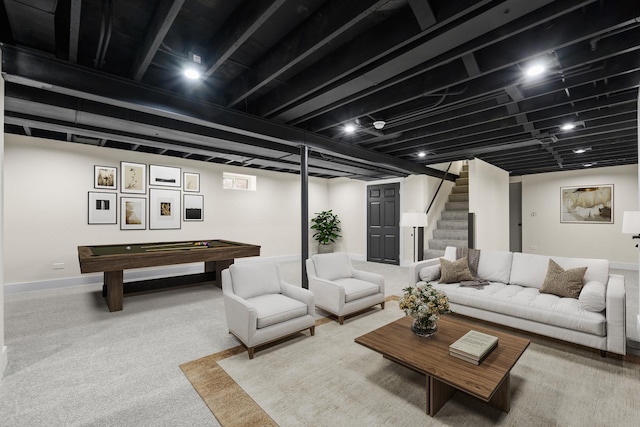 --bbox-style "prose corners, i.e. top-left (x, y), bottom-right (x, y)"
top-left (0, 346), bottom-right (7, 379)
top-left (610, 262), bottom-right (638, 271)
top-left (3, 254), bottom-right (301, 295)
